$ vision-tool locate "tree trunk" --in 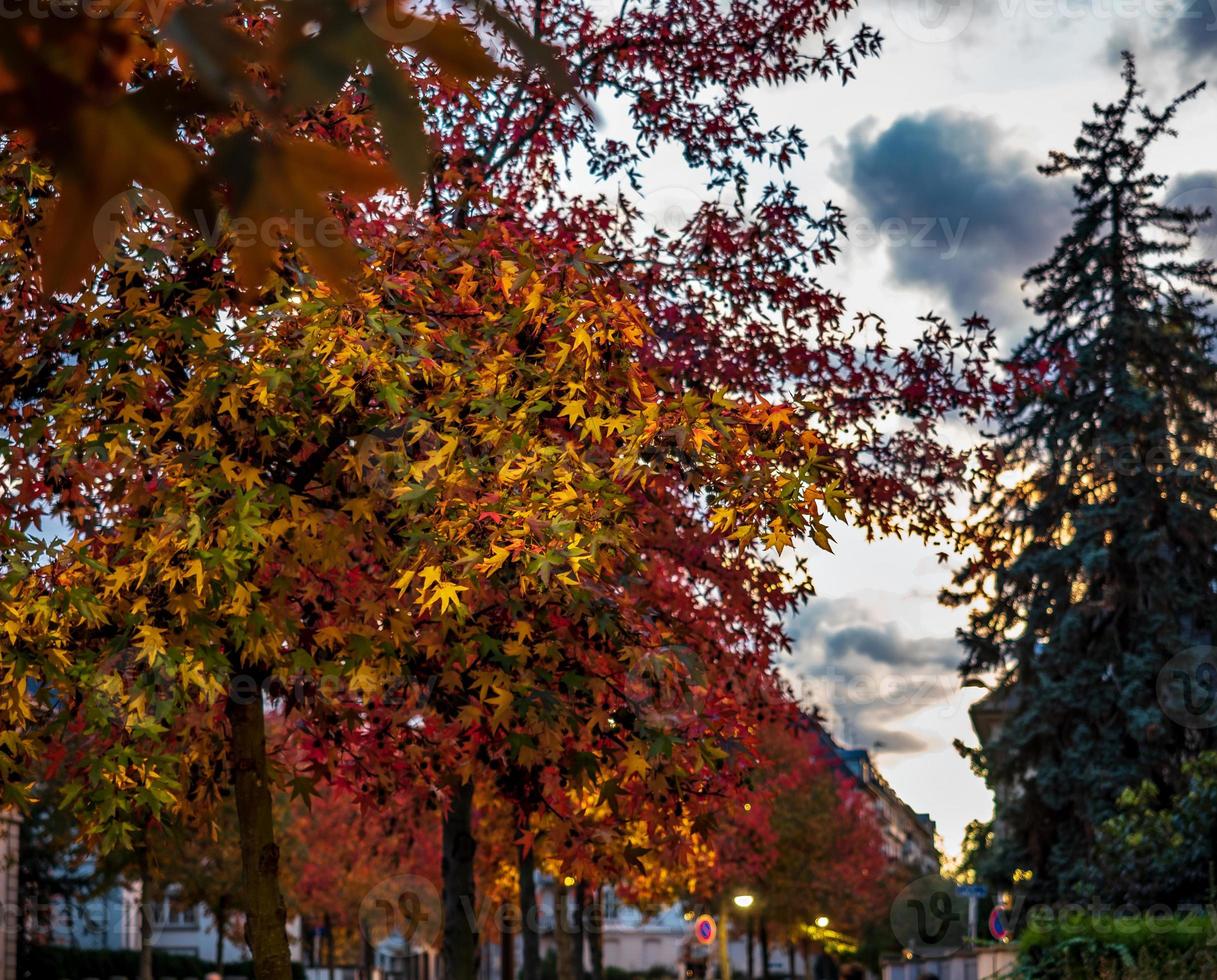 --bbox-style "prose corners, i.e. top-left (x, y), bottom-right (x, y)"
top-left (716, 901), bottom-right (731, 980)
top-left (759, 920), bottom-right (769, 980)
top-left (800, 939), bottom-right (811, 980)
top-left (214, 897), bottom-right (227, 975)
top-left (554, 880), bottom-right (576, 980)
top-left (518, 847), bottom-right (540, 980)
top-left (786, 943), bottom-right (795, 980)
top-left (587, 888), bottom-right (604, 980)
top-left (138, 843), bottom-right (155, 980)
top-left (326, 910), bottom-right (336, 980)
top-left (15, 821), bottom-right (27, 979)
top-left (227, 683), bottom-right (294, 980)
top-left (442, 781), bottom-right (479, 980)
top-left (501, 913), bottom-right (515, 980)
